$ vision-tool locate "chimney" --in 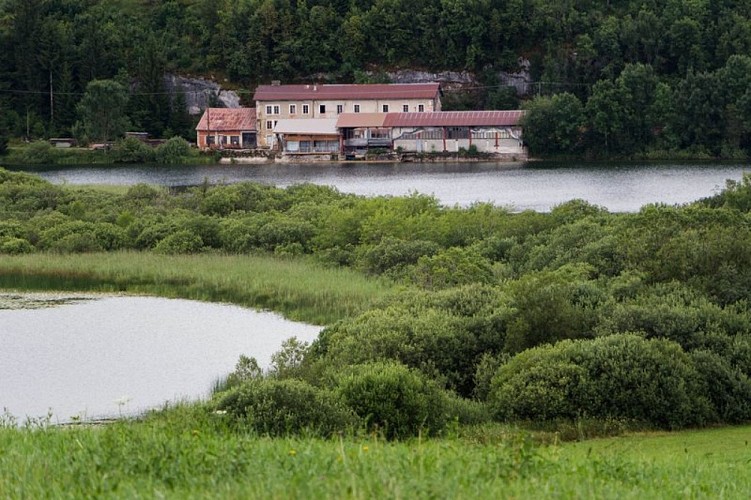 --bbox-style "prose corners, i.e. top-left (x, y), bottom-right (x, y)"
top-left (313, 84), bottom-right (318, 91)
top-left (271, 80), bottom-right (281, 86)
